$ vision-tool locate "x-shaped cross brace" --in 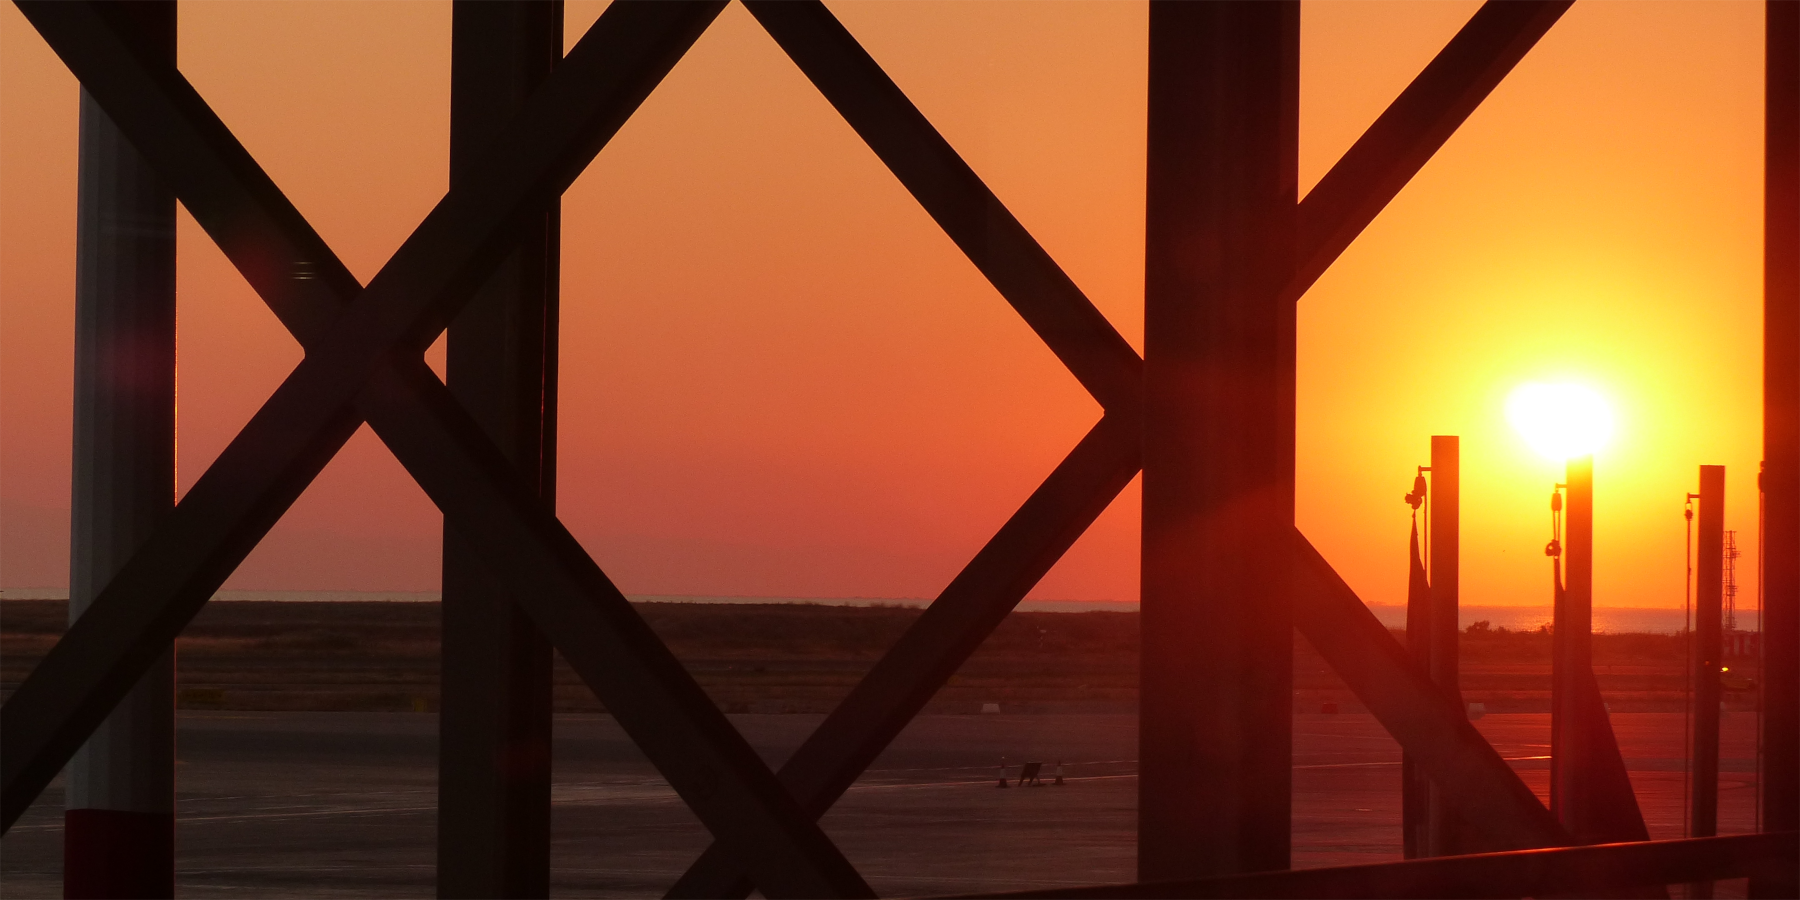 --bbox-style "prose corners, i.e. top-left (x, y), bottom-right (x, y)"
top-left (672, 4), bottom-right (1576, 894)
top-left (3, 1), bottom-right (1571, 897)
top-left (4, 3), bottom-right (879, 896)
